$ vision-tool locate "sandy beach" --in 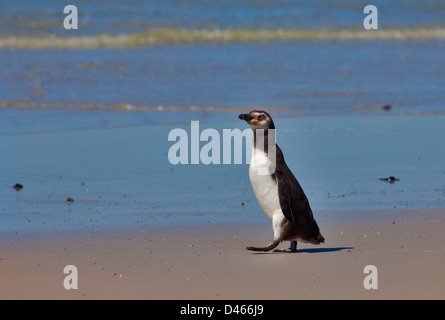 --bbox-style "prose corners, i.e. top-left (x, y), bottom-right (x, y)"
top-left (1, 209), bottom-right (444, 300)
